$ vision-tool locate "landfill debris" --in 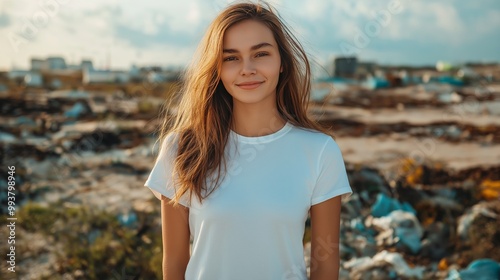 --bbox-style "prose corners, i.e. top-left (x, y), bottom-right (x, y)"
top-left (479, 179), bottom-right (500, 200)
top-left (457, 202), bottom-right (498, 240)
top-left (420, 222), bottom-right (452, 260)
top-left (64, 101), bottom-right (89, 119)
top-left (1, 60), bottom-right (499, 278)
top-left (117, 209), bottom-right (138, 228)
top-left (0, 131), bottom-right (17, 143)
top-left (368, 210), bottom-right (423, 254)
top-left (447, 259), bottom-right (500, 280)
top-left (344, 250), bottom-right (425, 279)
top-left (371, 193), bottom-right (416, 217)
